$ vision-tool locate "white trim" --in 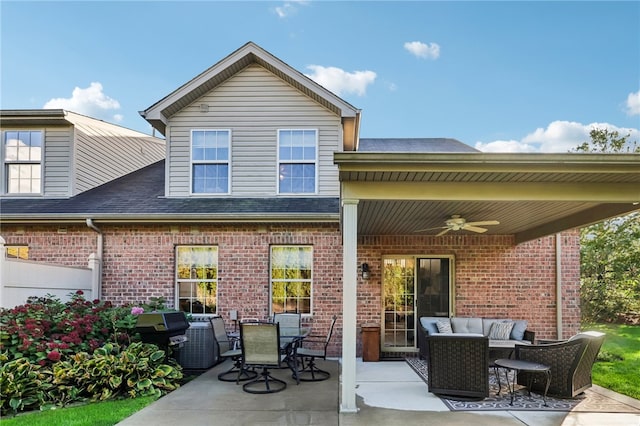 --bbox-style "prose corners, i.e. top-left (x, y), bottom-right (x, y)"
top-left (189, 129), bottom-right (231, 196)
